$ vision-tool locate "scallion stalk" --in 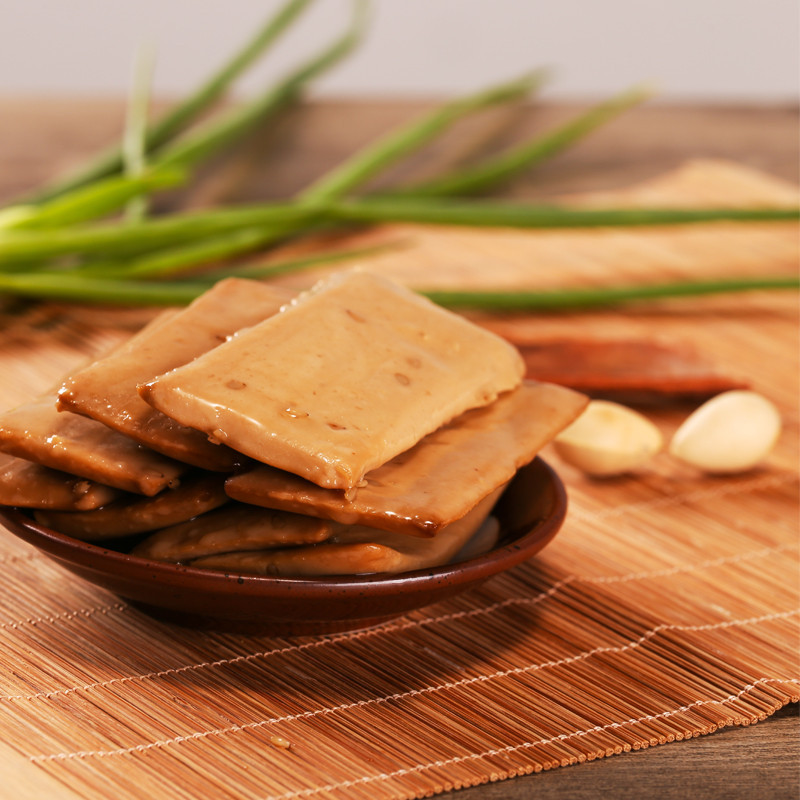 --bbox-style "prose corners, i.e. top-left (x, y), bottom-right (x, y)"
top-left (388, 84), bottom-right (654, 197)
top-left (0, 271), bottom-right (794, 309)
top-left (123, 44), bottom-right (157, 221)
top-left (156, 0), bottom-right (368, 171)
top-left (326, 198), bottom-right (800, 228)
top-left (0, 202), bottom-right (319, 263)
top-left (0, 273), bottom-right (210, 305)
top-left (298, 69), bottom-right (546, 203)
top-left (0, 169), bottom-right (185, 233)
top-left (423, 276), bottom-right (800, 311)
